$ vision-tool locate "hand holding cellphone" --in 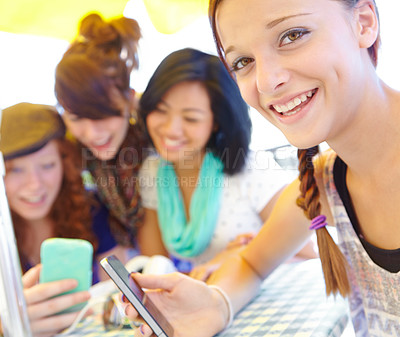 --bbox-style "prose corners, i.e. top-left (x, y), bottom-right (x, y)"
top-left (100, 255), bottom-right (174, 337)
top-left (40, 238), bottom-right (93, 313)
